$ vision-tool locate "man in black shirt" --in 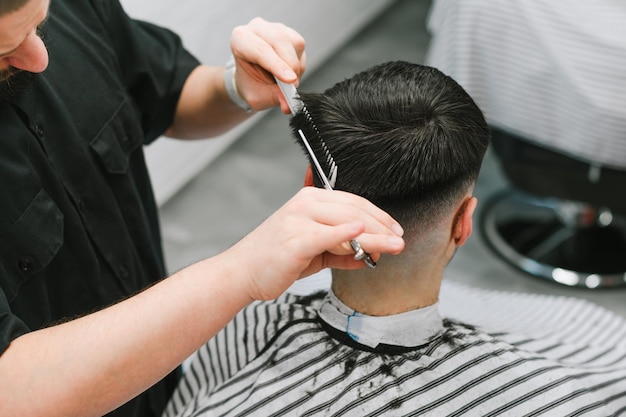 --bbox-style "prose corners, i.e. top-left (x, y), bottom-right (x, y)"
top-left (0, 0), bottom-right (406, 416)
